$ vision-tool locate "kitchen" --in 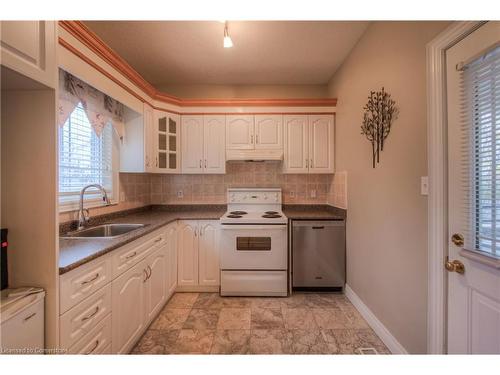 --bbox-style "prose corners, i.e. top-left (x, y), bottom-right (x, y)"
top-left (1, 2), bottom-right (499, 371)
